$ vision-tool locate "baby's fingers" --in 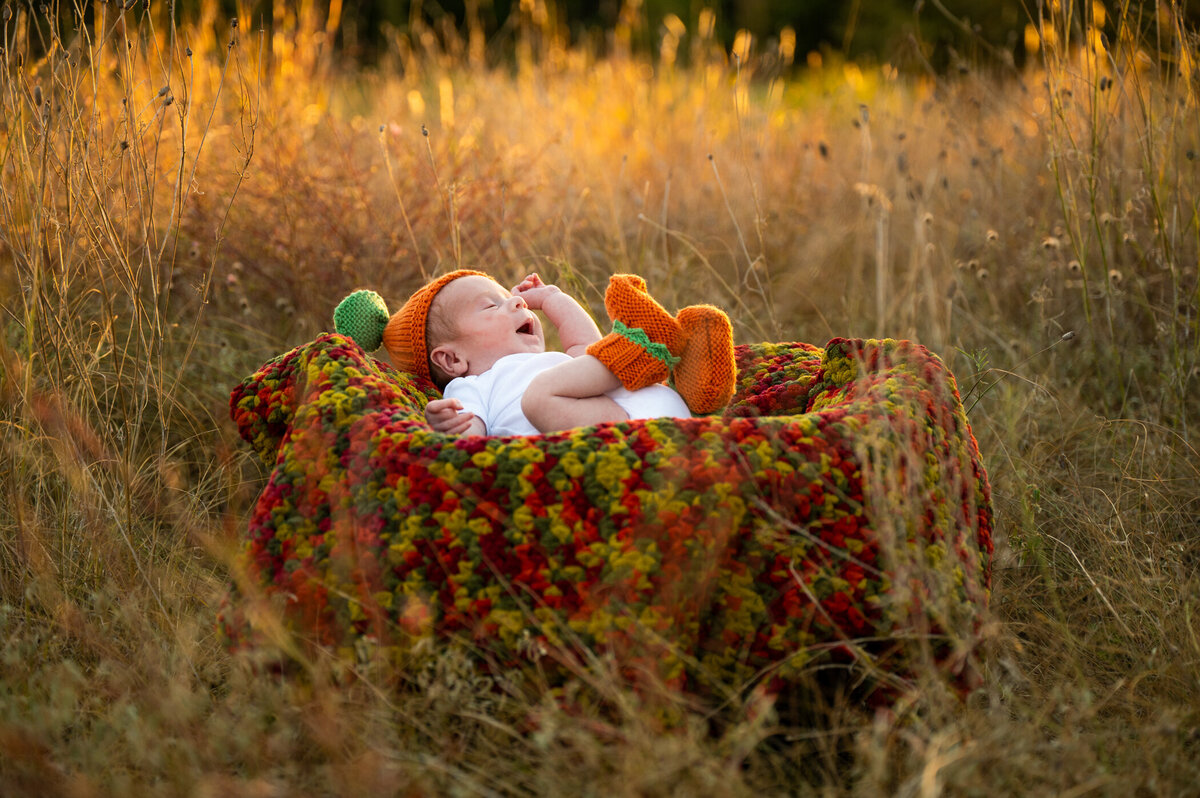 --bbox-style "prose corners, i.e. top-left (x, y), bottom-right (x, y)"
top-left (425, 398), bottom-right (462, 422)
top-left (446, 411), bottom-right (476, 434)
top-left (430, 408), bottom-right (473, 434)
top-left (512, 273), bottom-right (543, 293)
